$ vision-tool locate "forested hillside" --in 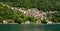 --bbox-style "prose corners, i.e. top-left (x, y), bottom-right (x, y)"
top-left (0, 0), bottom-right (60, 11)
